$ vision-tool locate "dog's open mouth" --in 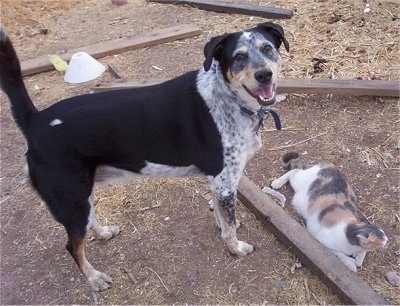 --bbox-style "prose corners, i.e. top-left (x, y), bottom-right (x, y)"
top-left (243, 84), bottom-right (276, 106)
